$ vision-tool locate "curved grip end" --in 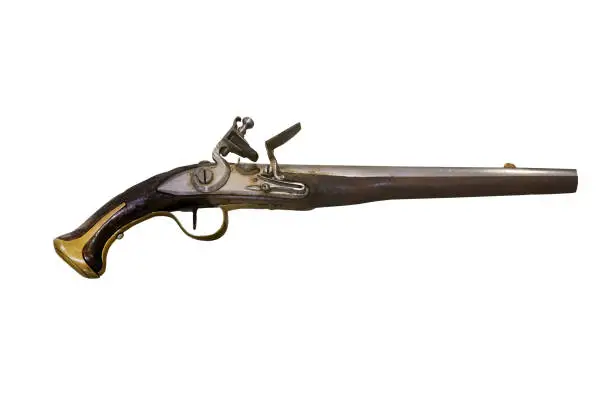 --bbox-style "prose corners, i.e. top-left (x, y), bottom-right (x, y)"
top-left (54, 203), bottom-right (126, 278)
top-left (54, 237), bottom-right (100, 278)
